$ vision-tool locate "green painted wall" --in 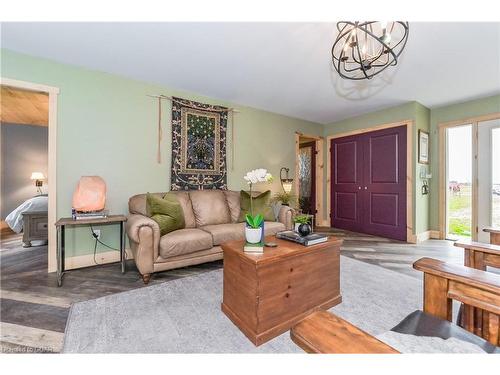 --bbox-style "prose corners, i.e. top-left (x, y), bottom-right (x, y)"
top-left (1, 49), bottom-right (323, 258)
top-left (322, 101), bottom-right (431, 236)
top-left (429, 94), bottom-right (500, 231)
